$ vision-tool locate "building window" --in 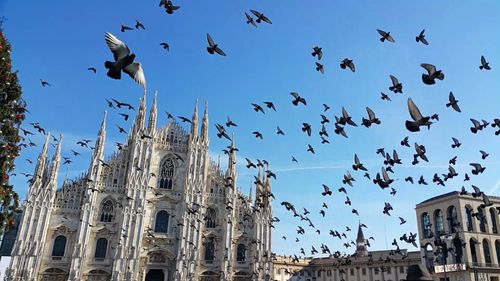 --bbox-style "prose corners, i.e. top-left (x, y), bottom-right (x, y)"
top-left (94, 238), bottom-right (108, 258)
top-left (205, 208), bottom-right (217, 228)
top-left (154, 210), bottom-right (169, 233)
top-left (478, 207), bottom-right (487, 233)
top-left (399, 266), bottom-right (405, 273)
top-left (465, 205), bottom-right (474, 231)
top-left (470, 238), bottom-right (478, 263)
top-left (318, 270), bottom-right (322, 277)
top-left (447, 205), bottom-right (458, 233)
top-left (99, 200), bottom-right (114, 222)
top-left (158, 157), bottom-right (175, 189)
top-left (374, 268), bottom-right (380, 274)
top-left (434, 209), bottom-right (444, 236)
top-left (424, 244), bottom-right (434, 272)
top-left (236, 244), bottom-right (246, 262)
top-left (204, 238), bottom-right (215, 261)
top-left (327, 270), bottom-right (332, 276)
top-left (483, 239), bottom-right (492, 264)
top-left (422, 212), bottom-right (432, 238)
top-left (387, 267), bottom-right (392, 274)
top-left (52, 235), bottom-right (67, 257)
top-left (489, 208), bottom-right (498, 234)
top-left (495, 240), bottom-right (500, 265)
top-left (362, 268), bottom-right (366, 275)
top-left (350, 268), bottom-right (354, 276)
